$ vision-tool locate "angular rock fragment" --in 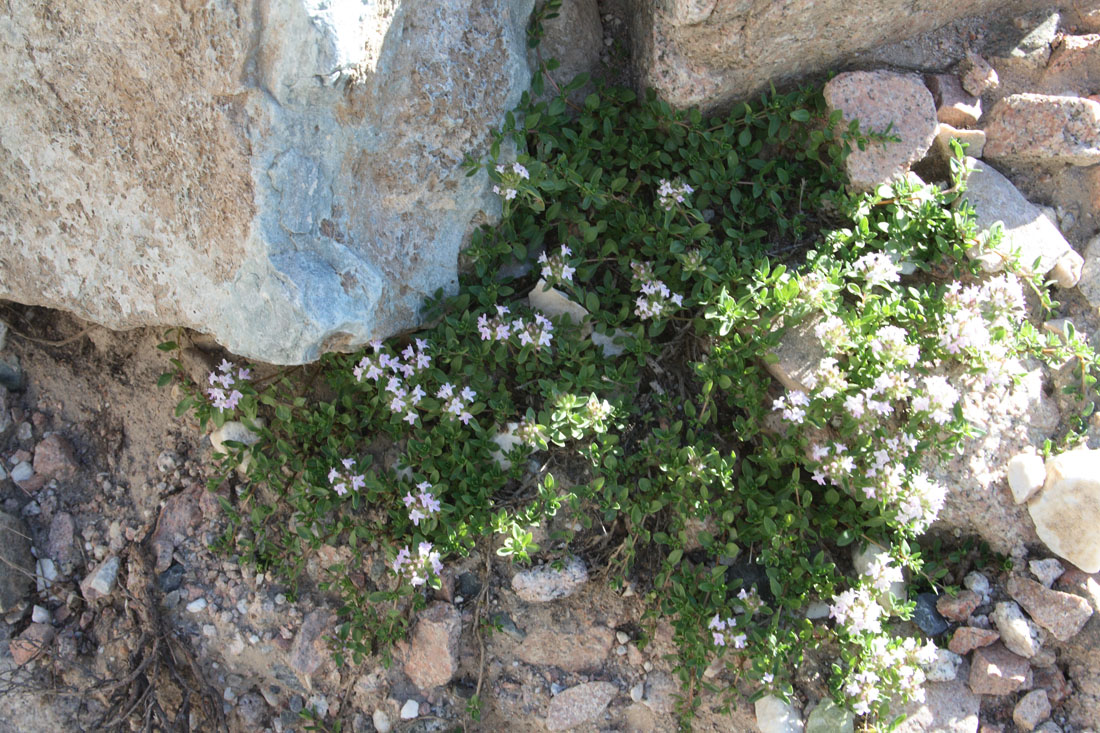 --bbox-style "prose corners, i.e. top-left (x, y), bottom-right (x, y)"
top-left (1078, 235), bottom-right (1100, 308)
top-left (968, 643), bottom-right (1030, 695)
top-left (80, 556), bottom-right (121, 601)
top-left (991, 601), bottom-right (1043, 658)
top-left (958, 52), bottom-right (1000, 96)
top-left (823, 71), bottom-right (938, 191)
top-left (1013, 689), bottom-right (1051, 732)
top-left (545, 681), bottom-right (617, 732)
top-left (403, 602), bottom-right (462, 691)
top-left (10, 623), bottom-right (56, 666)
top-left (937, 590), bottom-right (982, 622)
top-left (1007, 452), bottom-right (1046, 504)
top-left (1029, 449), bottom-right (1100, 573)
top-left (949, 626), bottom-right (1000, 655)
top-left (33, 433), bottom-right (79, 479)
top-left (983, 94), bottom-right (1100, 167)
top-left (511, 555), bottom-right (588, 602)
top-left (892, 678), bottom-right (980, 733)
top-left (1007, 575), bottom-right (1094, 641)
top-left (926, 74), bottom-right (982, 128)
top-left (1029, 558), bottom-right (1065, 588)
top-left (962, 158), bottom-right (1073, 276)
